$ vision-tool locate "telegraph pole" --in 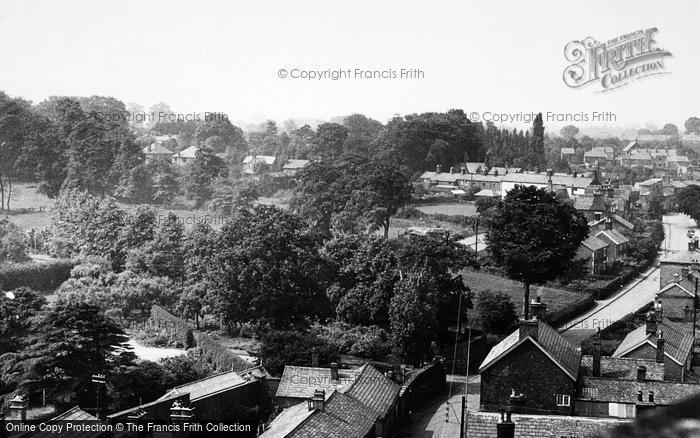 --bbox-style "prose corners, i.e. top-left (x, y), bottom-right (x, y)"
top-left (92, 374), bottom-right (106, 419)
top-left (694, 278), bottom-right (698, 340)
